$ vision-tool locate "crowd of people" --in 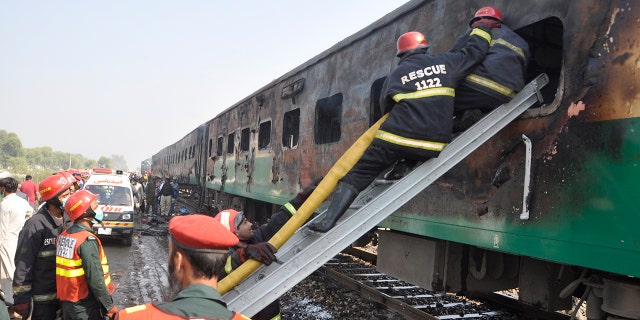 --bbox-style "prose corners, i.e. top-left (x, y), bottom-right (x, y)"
top-left (0, 170), bottom-right (253, 320)
top-left (0, 6), bottom-right (529, 320)
top-left (127, 174), bottom-right (181, 224)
